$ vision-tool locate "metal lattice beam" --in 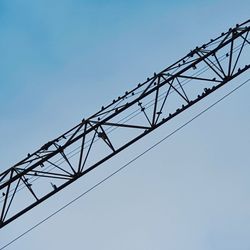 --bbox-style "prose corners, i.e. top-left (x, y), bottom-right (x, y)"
top-left (0, 19), bottom-right (249, 228)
